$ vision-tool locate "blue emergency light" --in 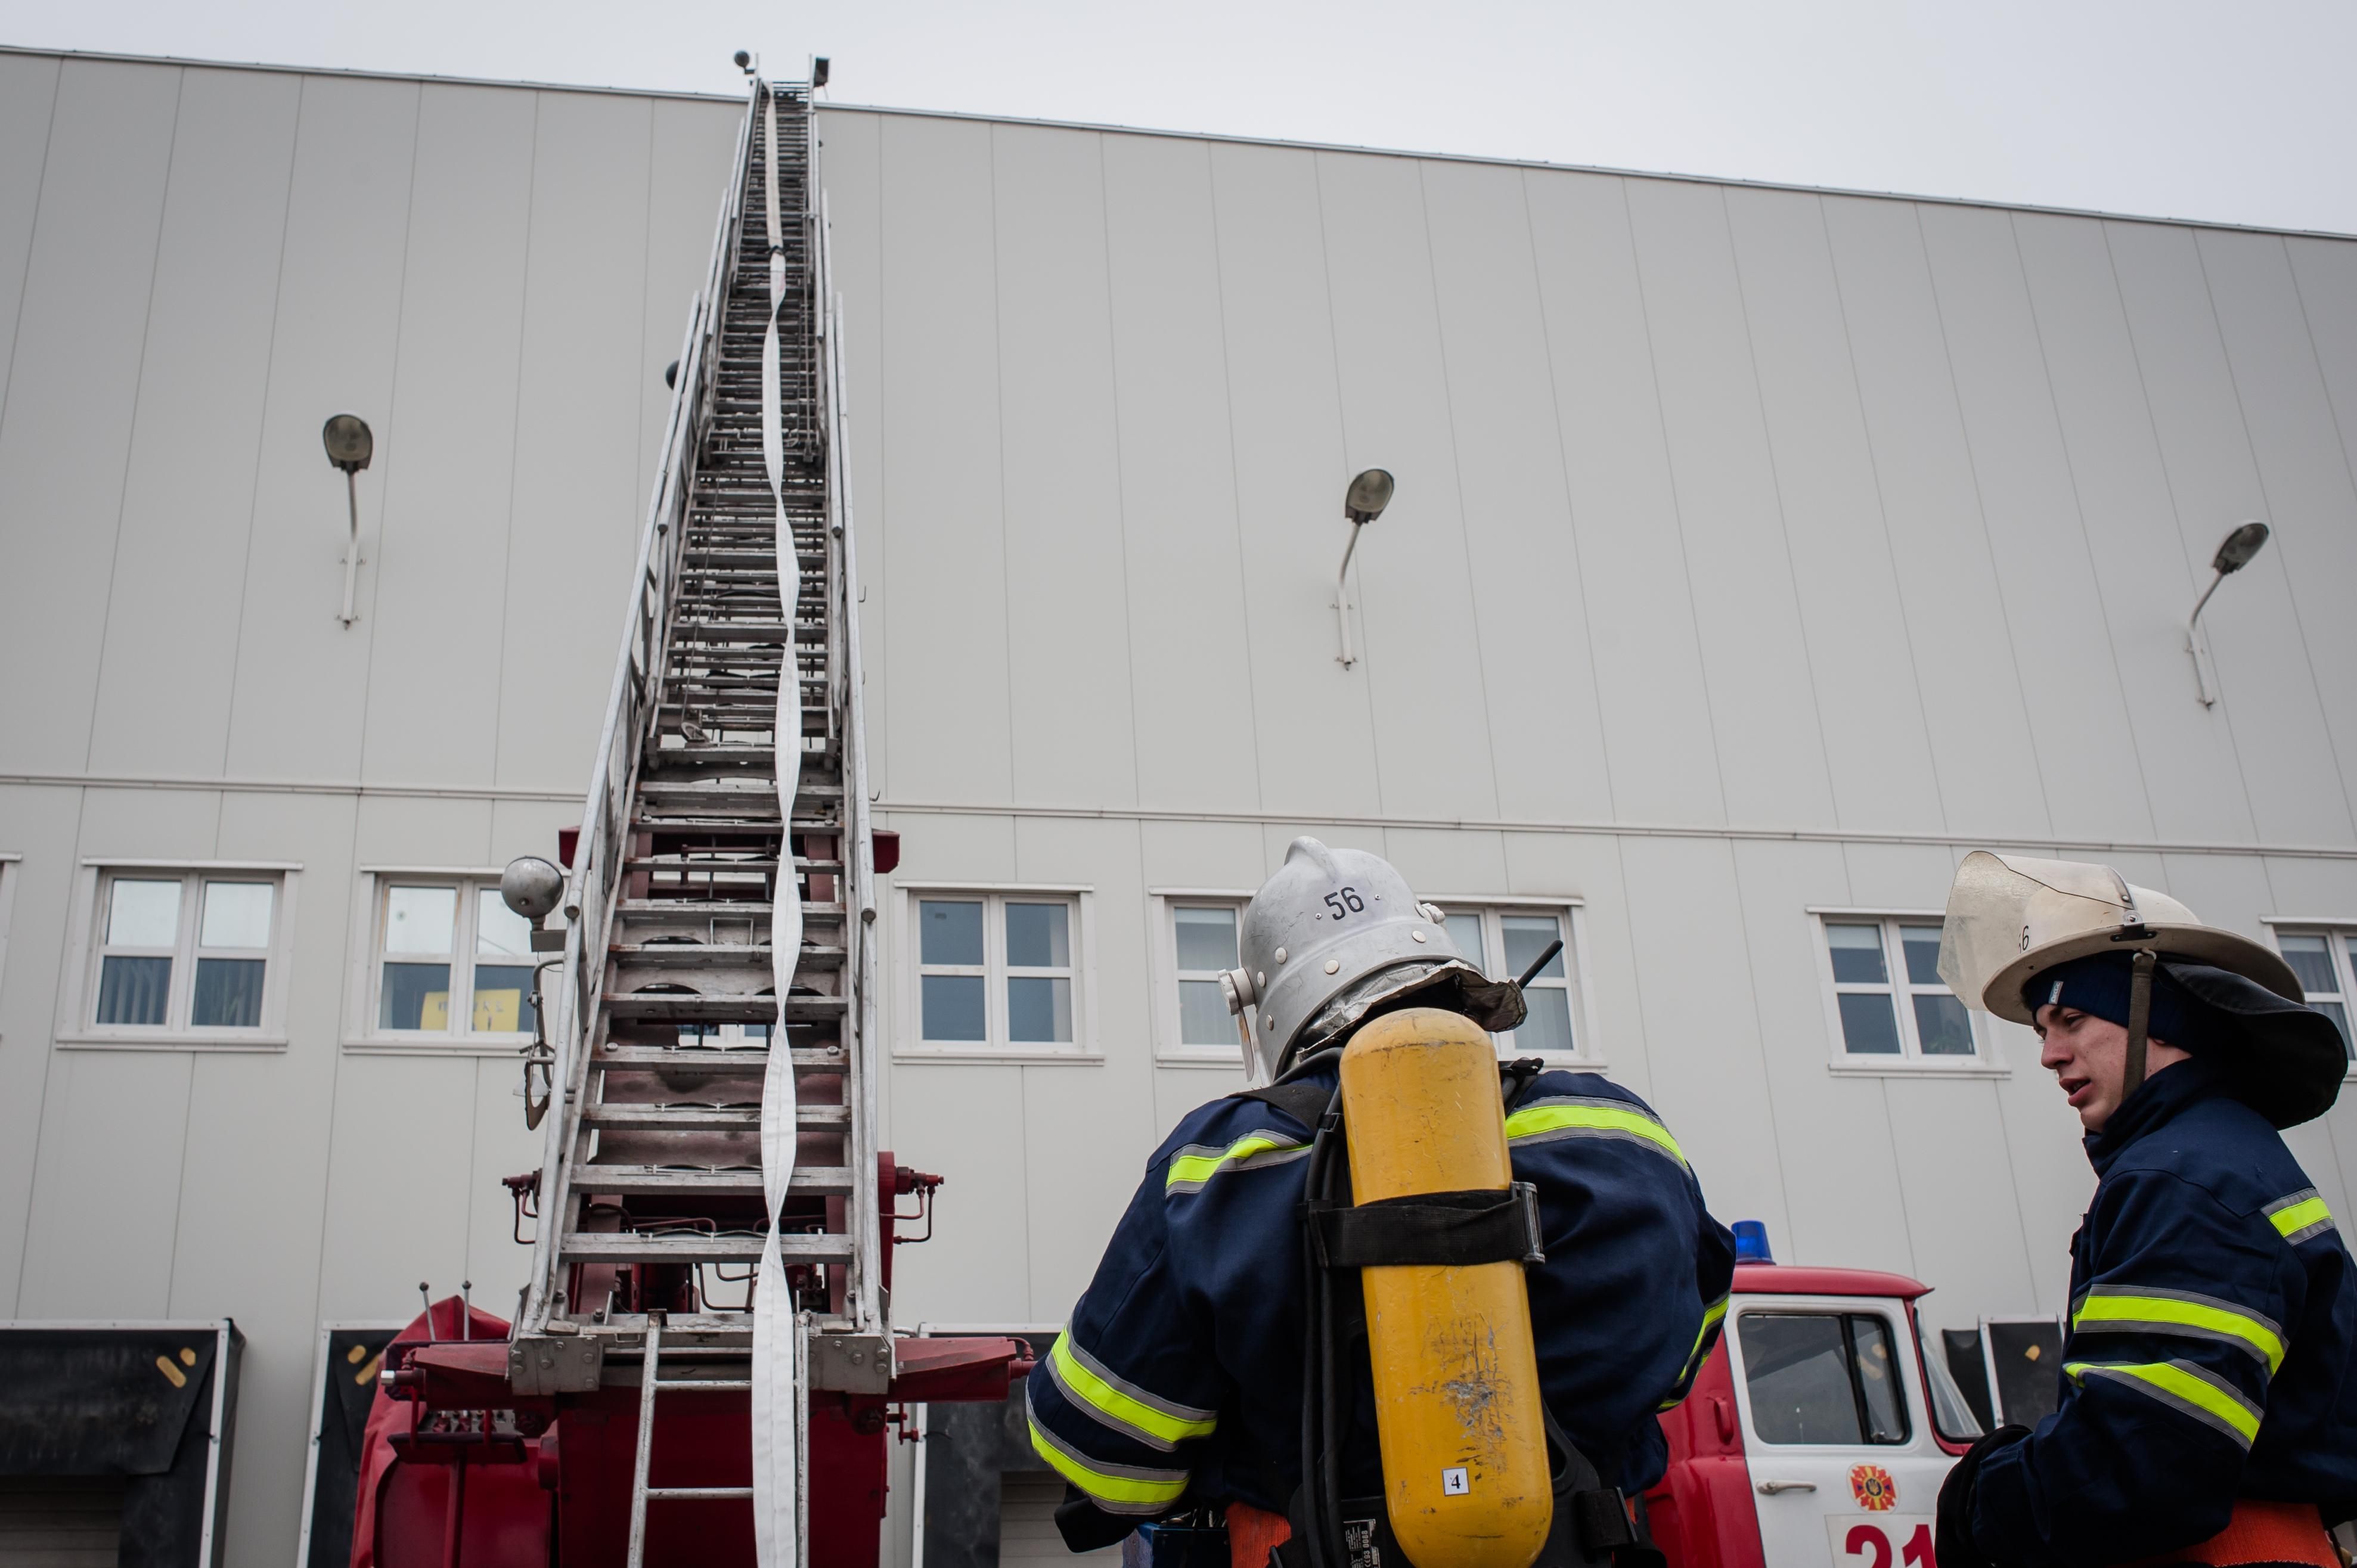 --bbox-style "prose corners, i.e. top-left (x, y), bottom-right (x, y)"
top-left (1733, 1219), bottom-right (1774, 1263)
